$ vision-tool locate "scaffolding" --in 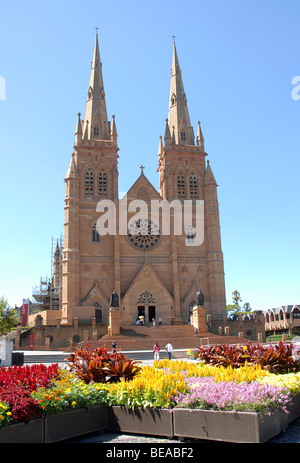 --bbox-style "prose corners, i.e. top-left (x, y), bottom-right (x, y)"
top-left (32, 234), bottom-right (63, 313)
